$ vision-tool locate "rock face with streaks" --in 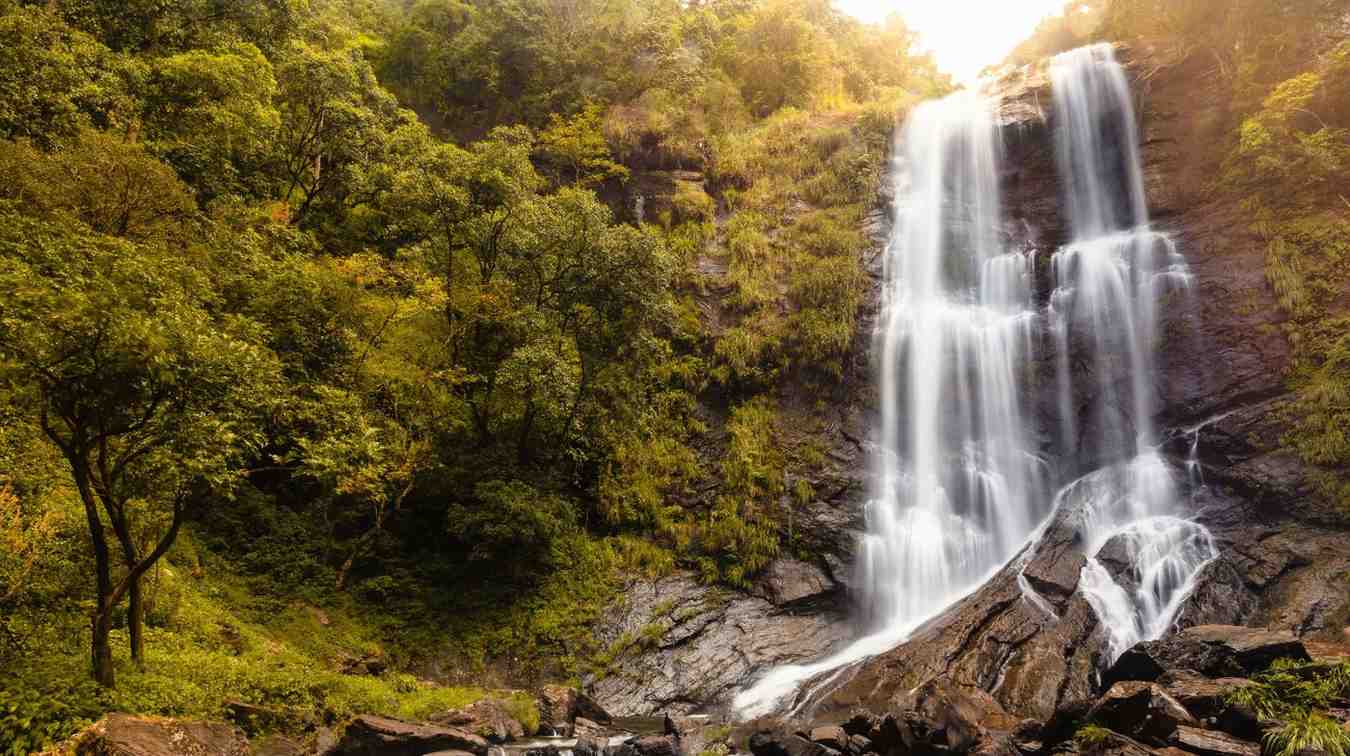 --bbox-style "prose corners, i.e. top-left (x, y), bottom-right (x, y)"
top-left (587, 572), bottom-right (851, 715)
